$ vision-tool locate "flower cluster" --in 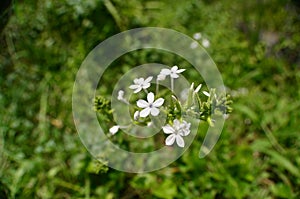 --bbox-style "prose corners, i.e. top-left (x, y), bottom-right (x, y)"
top-left (95, 65), bottom-right (232, 148)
